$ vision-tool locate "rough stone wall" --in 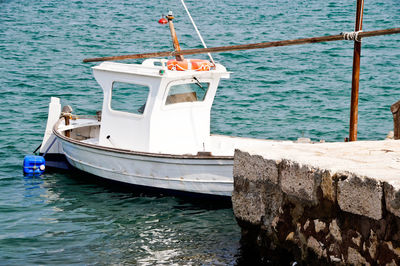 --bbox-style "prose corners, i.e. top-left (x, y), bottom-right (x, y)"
top-left (232, 150), bottom-right (400, 265)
